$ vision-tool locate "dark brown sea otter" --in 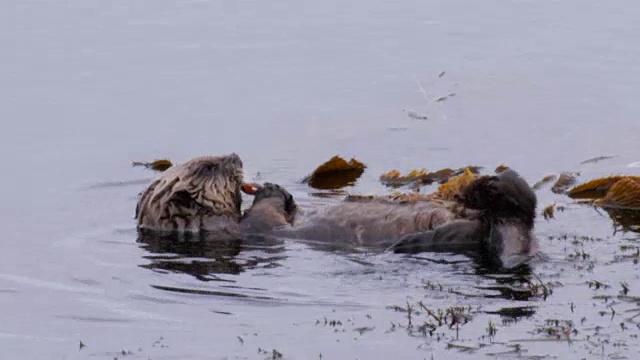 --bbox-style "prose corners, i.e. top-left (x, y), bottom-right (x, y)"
top-left (391, 169), bottom-right (538, 268)
top-left (135, 154), bottom-right (244, 238)
top-left (241, 169), bottom-right (538, 268)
